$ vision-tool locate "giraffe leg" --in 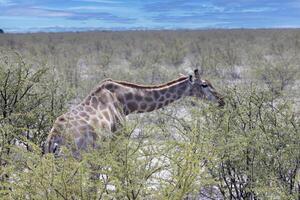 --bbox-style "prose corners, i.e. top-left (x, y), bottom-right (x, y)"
top-left (45, 133), bottom-right (64, 156)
